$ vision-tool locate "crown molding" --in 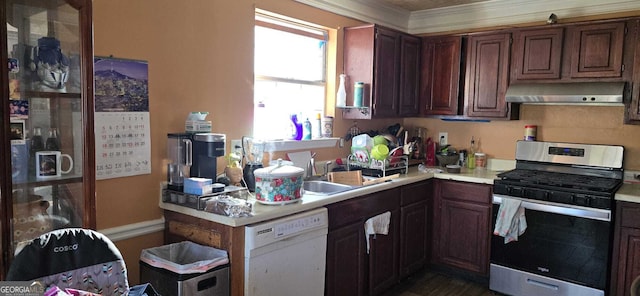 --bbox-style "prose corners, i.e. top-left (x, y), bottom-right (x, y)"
top-left (295, 0), bottom-right (640, 34)
top-left (409, 0), bottom-right (640, 34)
top-left (294, 0), bottom-right (410, 31)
